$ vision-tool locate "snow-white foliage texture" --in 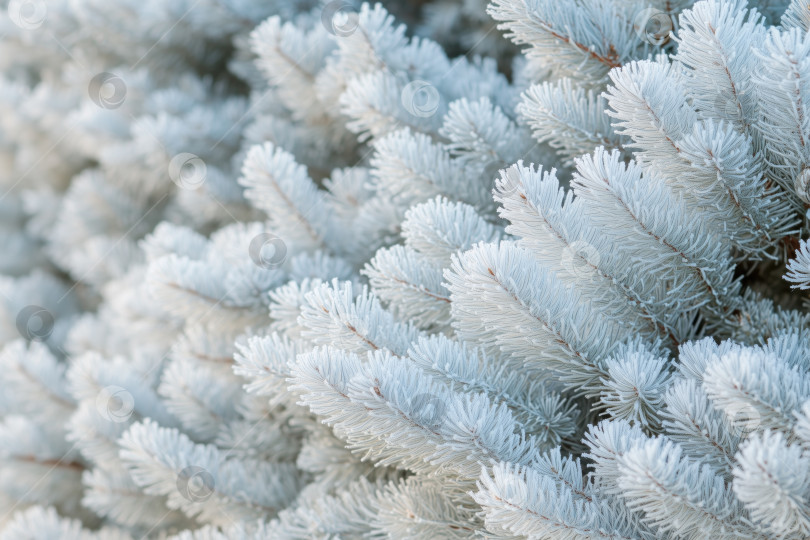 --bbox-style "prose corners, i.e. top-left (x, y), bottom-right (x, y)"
top-left (6, 0), bottom-right (810, 537)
